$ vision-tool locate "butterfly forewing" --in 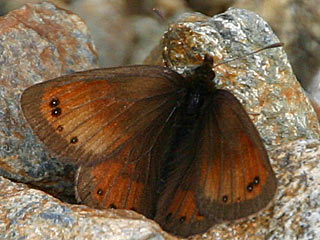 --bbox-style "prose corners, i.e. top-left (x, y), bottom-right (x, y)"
top-left (21, 65), bottom-right (185, 217)
top-left (21, 66), bottom-right (183, 165)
